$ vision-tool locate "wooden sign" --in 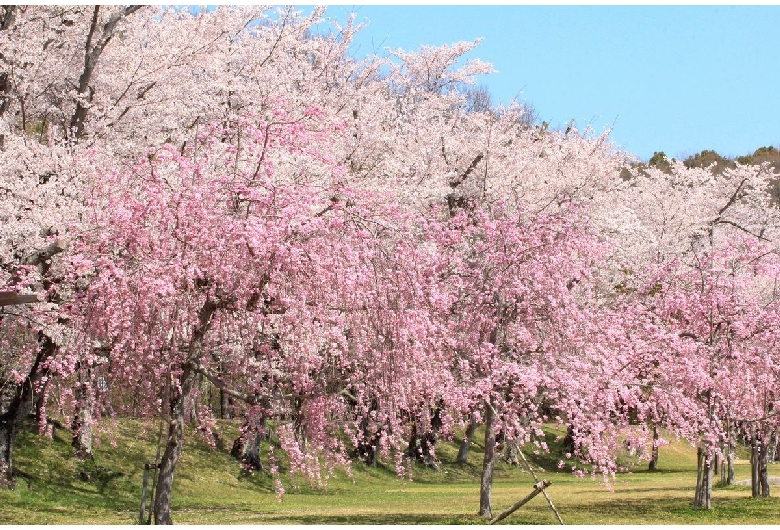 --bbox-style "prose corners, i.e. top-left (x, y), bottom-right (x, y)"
top-left (0, 291), bottom-right (39, 306)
